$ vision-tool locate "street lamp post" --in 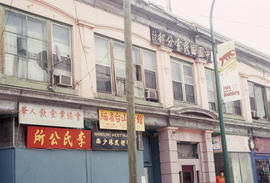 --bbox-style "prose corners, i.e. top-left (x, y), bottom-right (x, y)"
top-left (210, 0), bottom-right (232, 183)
